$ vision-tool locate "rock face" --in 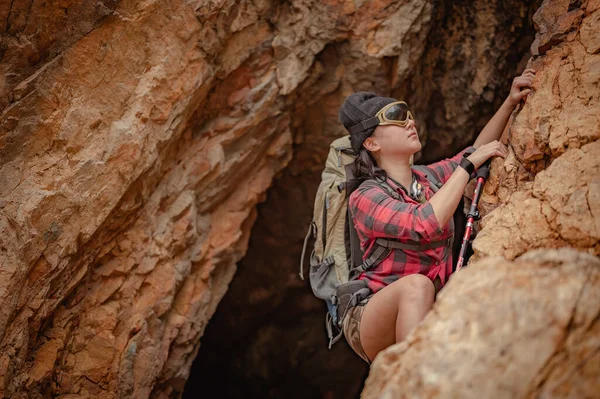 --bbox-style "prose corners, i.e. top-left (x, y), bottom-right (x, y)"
top-left (1, 0), bottom-right (589, 398)
top-left (362, 248), bottom-right (600, 399)
top-left (0, 1), bottom-right (293, 398)
top-left (473, 0), bottom-right (600, 260)
top-left (363, 0), bottom-right (600, 397)
top-left (187, 1), bottom-right (542, 398)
